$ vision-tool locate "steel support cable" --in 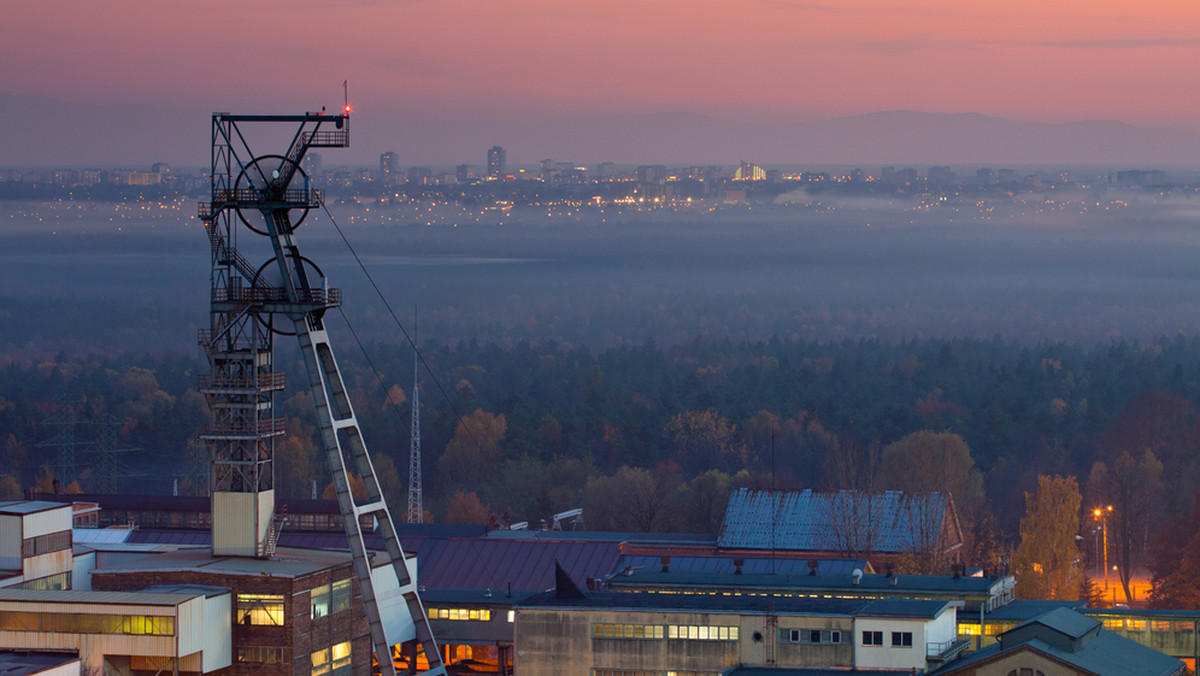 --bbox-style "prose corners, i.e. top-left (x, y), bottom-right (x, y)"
top-left (319, 205), bottom-right (506, 589)
top-left (319, 204), bottom-right (489, 459)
